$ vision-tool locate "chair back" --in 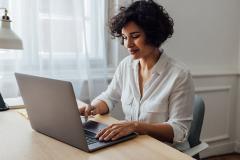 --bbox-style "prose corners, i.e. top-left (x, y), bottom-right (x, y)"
top-left (188, 95), bottom-right (205, 148)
